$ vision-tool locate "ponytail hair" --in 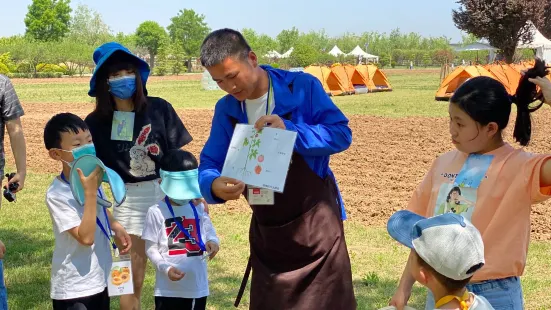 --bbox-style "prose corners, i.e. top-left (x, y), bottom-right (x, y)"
top-left (510, 58), bottom-right (549, 146)
top-left (450, 59), bottom-right (549, 146)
